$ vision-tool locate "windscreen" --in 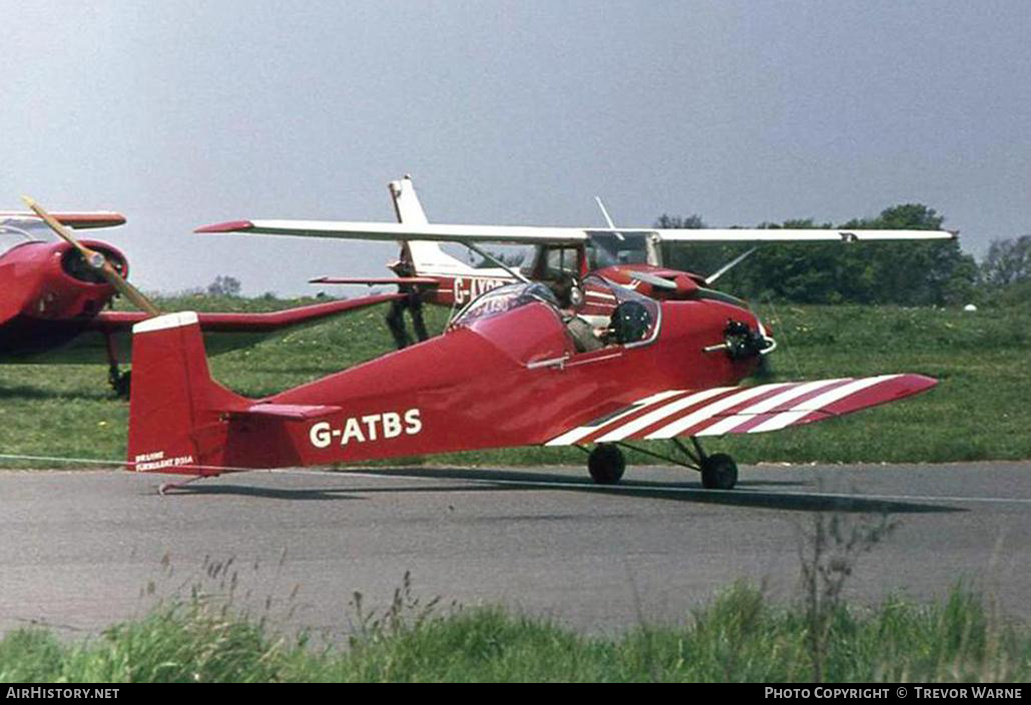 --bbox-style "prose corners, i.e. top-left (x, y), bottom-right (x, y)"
top-left (587, 232), bottom-right (652, 268)
top-left (0, 223), bottom-right (42, 257)
top-left (450, 282), bottom-right (559, 328)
